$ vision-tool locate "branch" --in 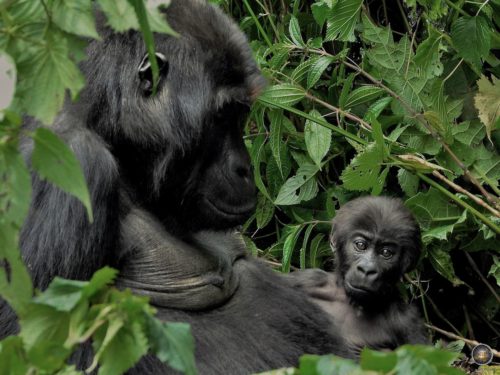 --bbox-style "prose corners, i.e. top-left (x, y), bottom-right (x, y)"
top-left (342, 59), bottom-right (500, 209)
top-left (425, 323), bottom-right (500, 359)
